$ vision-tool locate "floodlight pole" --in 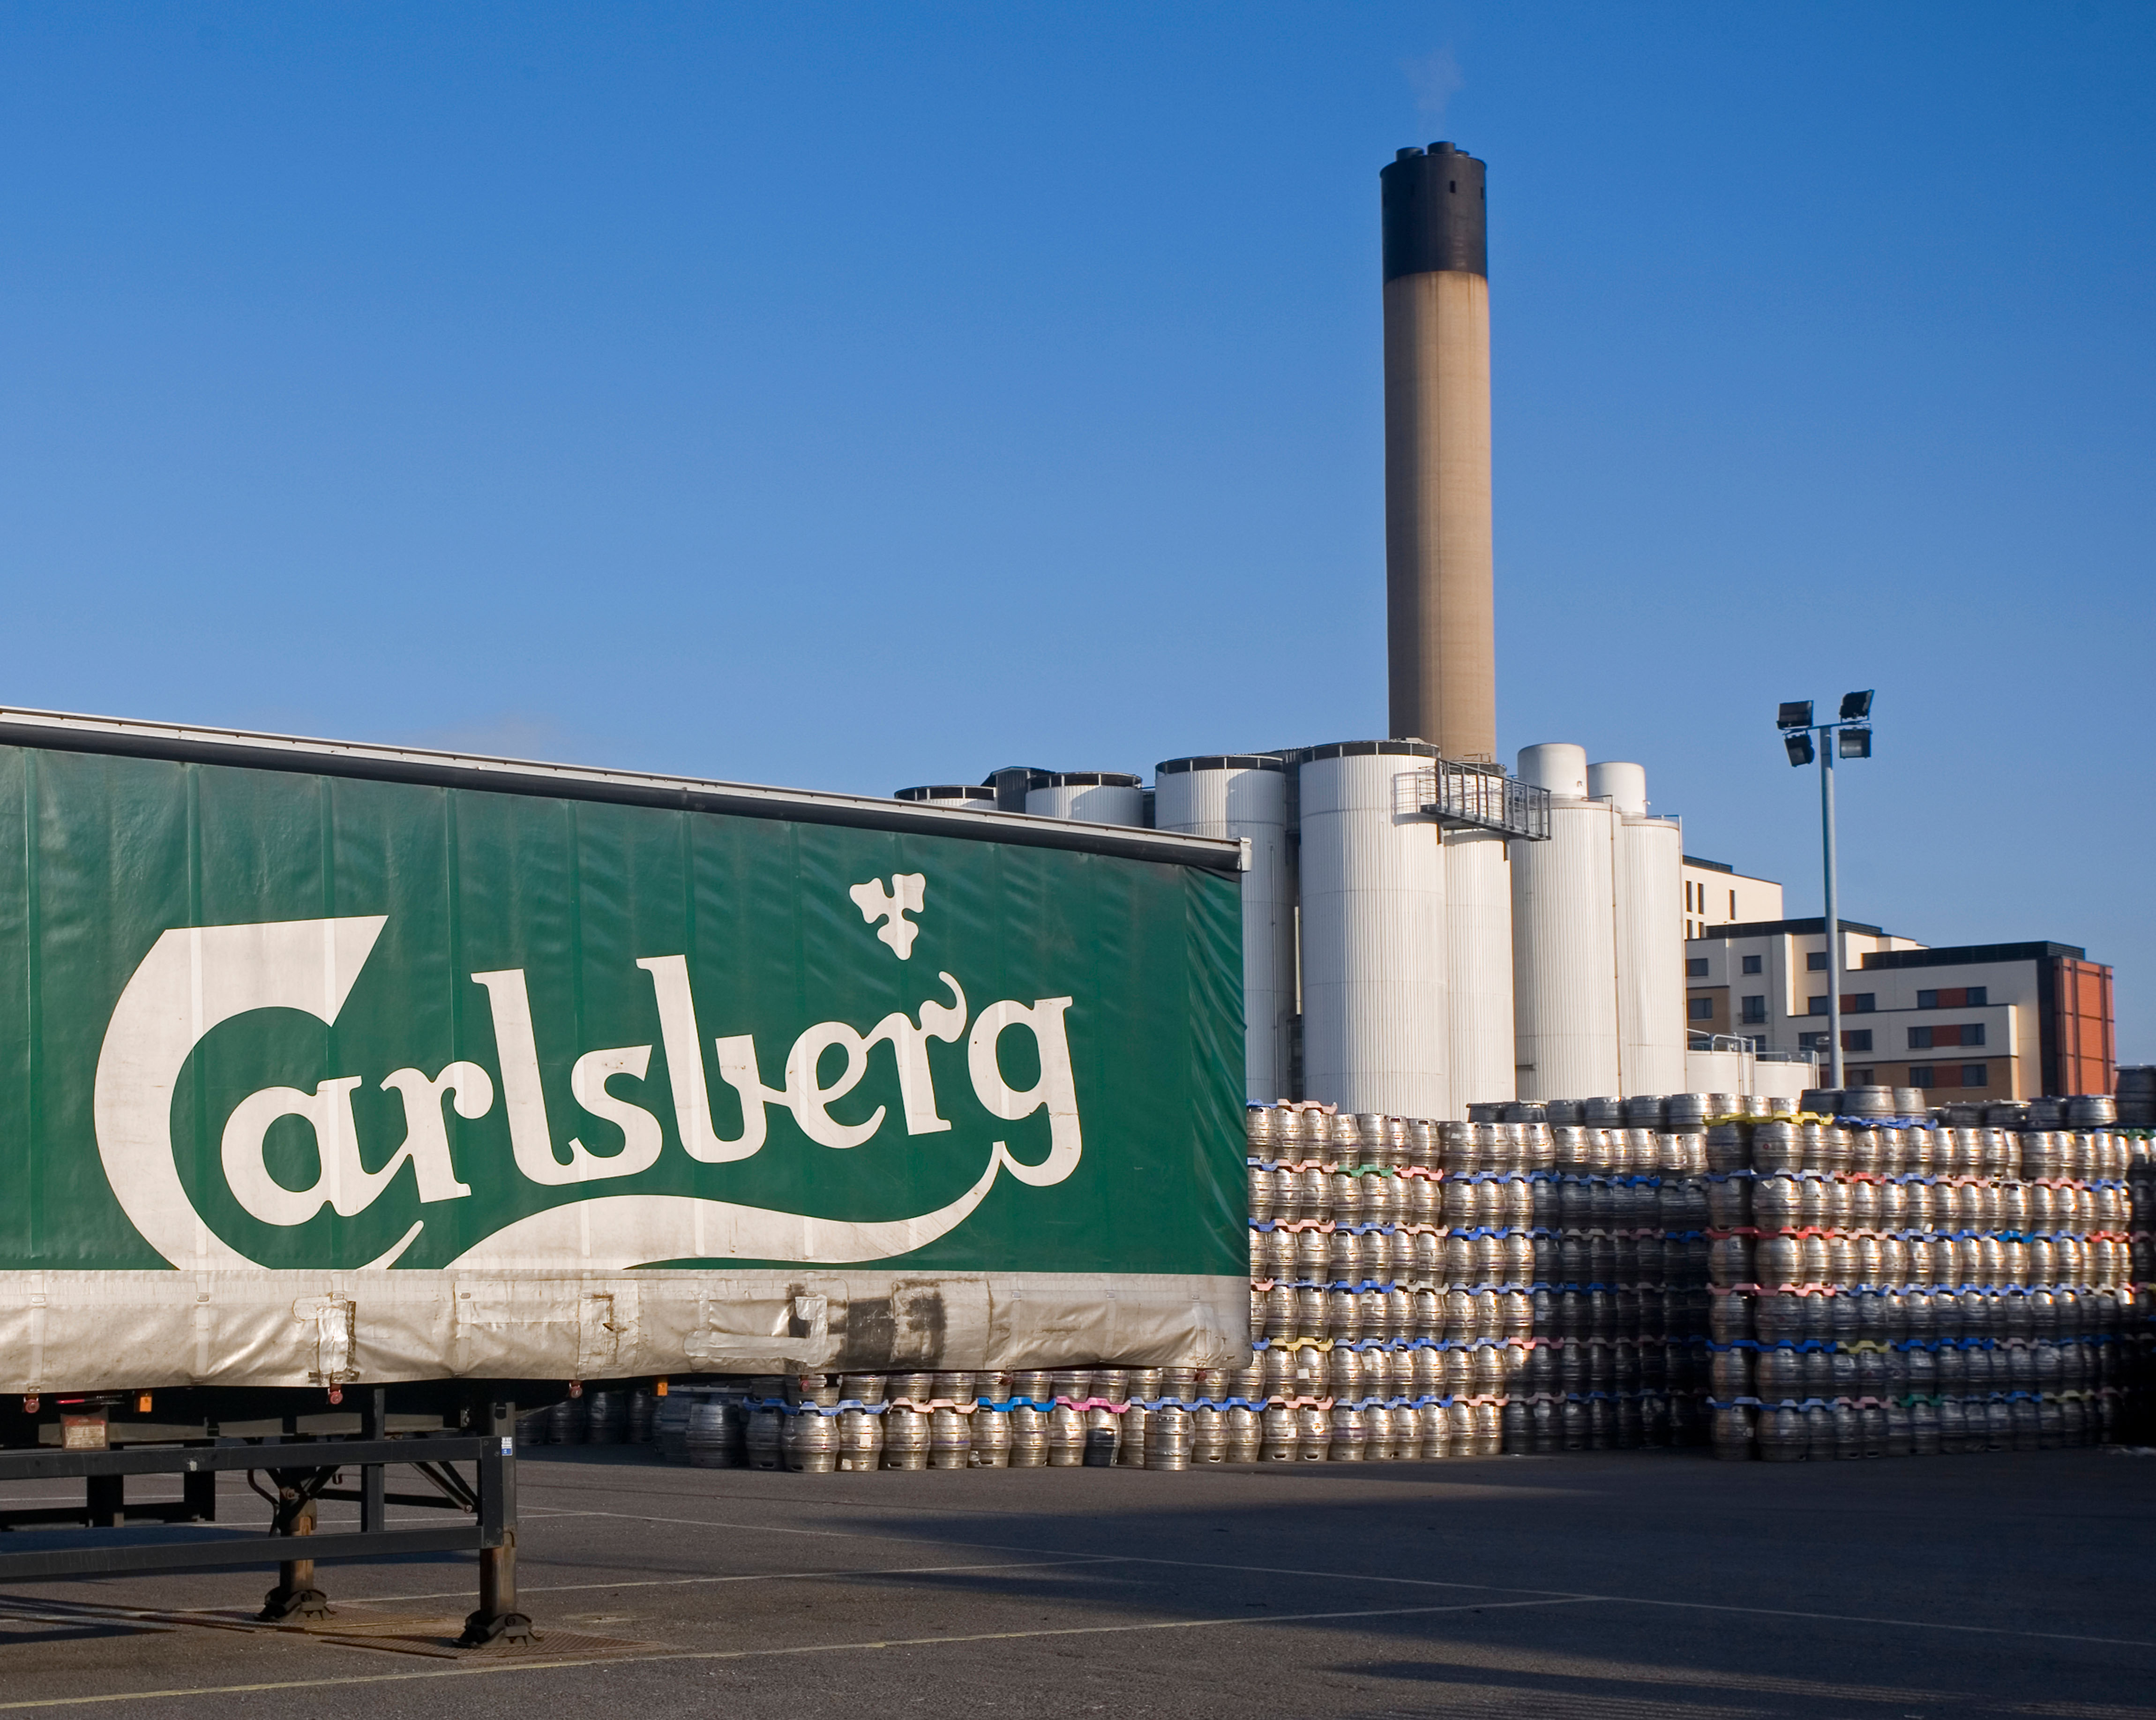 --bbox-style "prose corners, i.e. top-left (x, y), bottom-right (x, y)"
top-left (1820, 738), bottom-right (1842, 1088)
